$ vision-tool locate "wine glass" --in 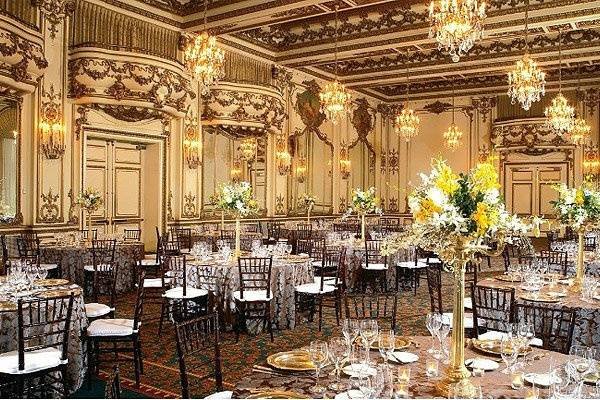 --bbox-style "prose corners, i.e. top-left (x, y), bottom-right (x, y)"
top-left (328, 337), bottom-right (349, 392)
top-left (500, 336), bottom-right (519, 374)
top-left (360, 320), bottom-right (379, 364)
top-left (436, 314), bottom-right (451, 361)
top-left (378, 330), bottom-right (395, 365)
top-left (426, 313), bottom-right (441, 354)
top-left (309, 340), bottom-right (328, 395)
